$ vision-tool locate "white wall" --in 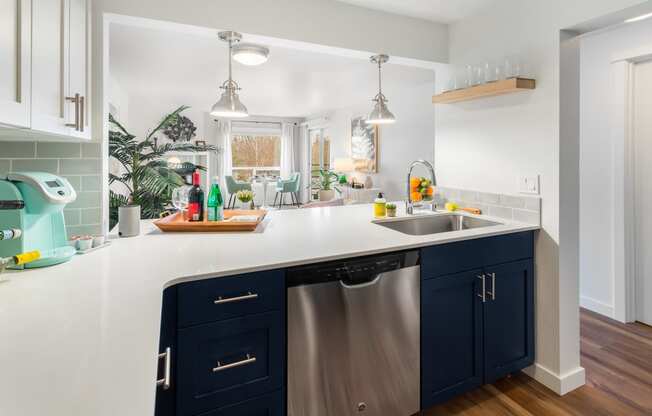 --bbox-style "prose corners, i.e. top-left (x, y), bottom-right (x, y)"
top-left (436, 0), bottom-right (650, 395)
top-left (96, 0), bottom-right (449, 63)
top-left (579, 18), bottom-right (652, 318)
top-left (324, 82), bottom-right (435, 201)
